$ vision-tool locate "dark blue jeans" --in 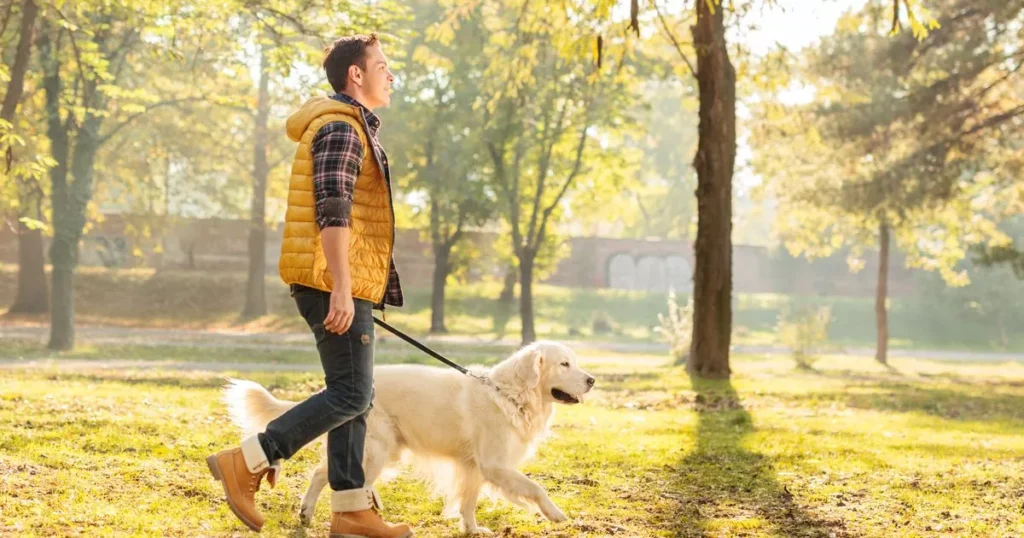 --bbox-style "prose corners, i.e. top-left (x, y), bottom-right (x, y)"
top-left (258, 285), bottom-right (375, 491)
